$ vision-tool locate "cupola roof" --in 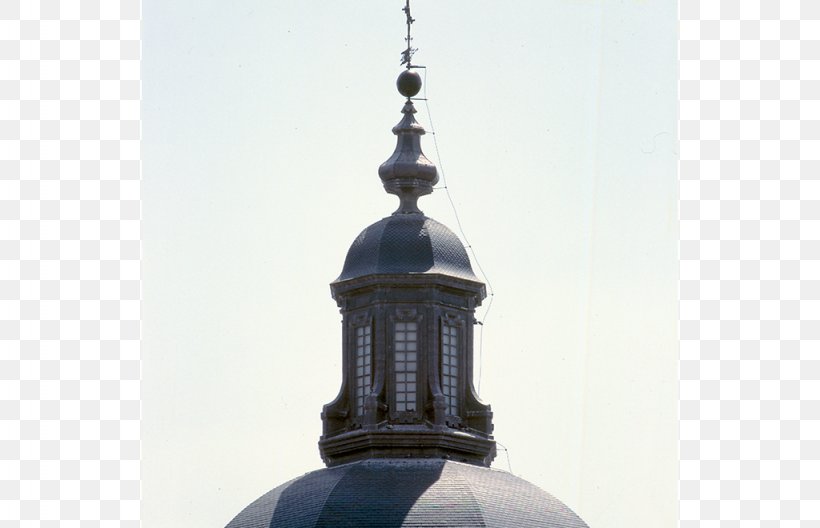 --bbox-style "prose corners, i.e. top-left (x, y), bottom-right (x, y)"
top-left (335, 214), bottom-right (479, 283)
